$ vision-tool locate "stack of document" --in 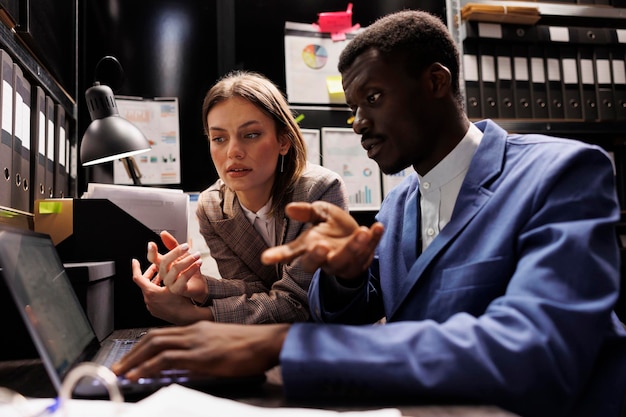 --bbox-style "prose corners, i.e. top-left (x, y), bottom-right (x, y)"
top-left (1, 384), bottom-right (402, 417)
top-left (461, 3), bottom-right (540, 25)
